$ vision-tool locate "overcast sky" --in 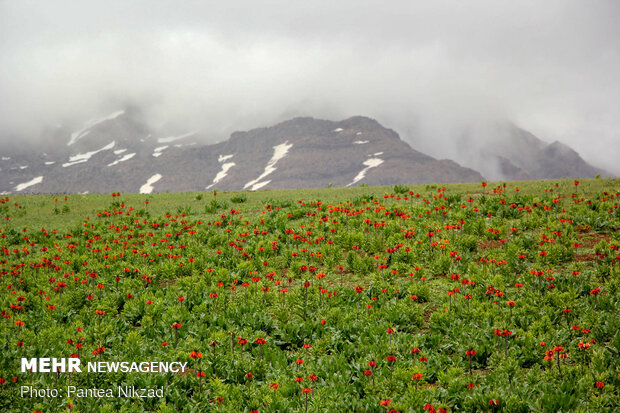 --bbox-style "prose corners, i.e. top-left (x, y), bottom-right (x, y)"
top-left (1, 0), bottom-right (619, 173)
